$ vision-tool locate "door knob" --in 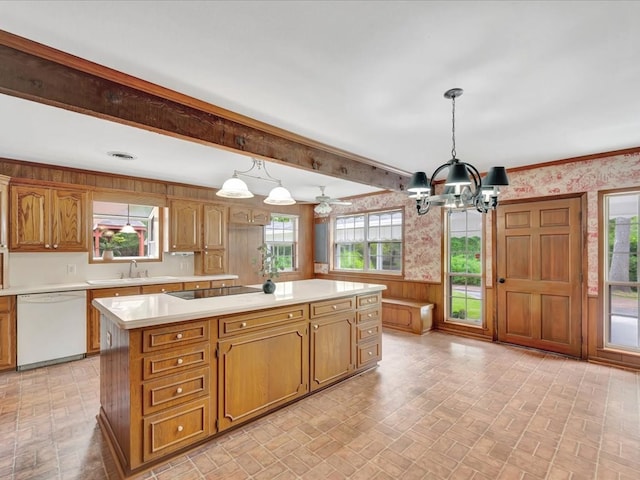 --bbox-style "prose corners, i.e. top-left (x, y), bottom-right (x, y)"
top-left (498, 278), bottom-right (506, 283)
